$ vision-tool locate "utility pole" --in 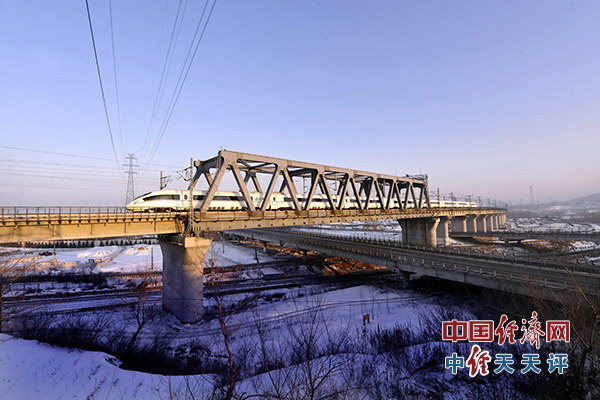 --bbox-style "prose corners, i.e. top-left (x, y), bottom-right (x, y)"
top-left (529, 185), bottom-right (535, 207)
top-left (123, 153), bottom-right (139, 205)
